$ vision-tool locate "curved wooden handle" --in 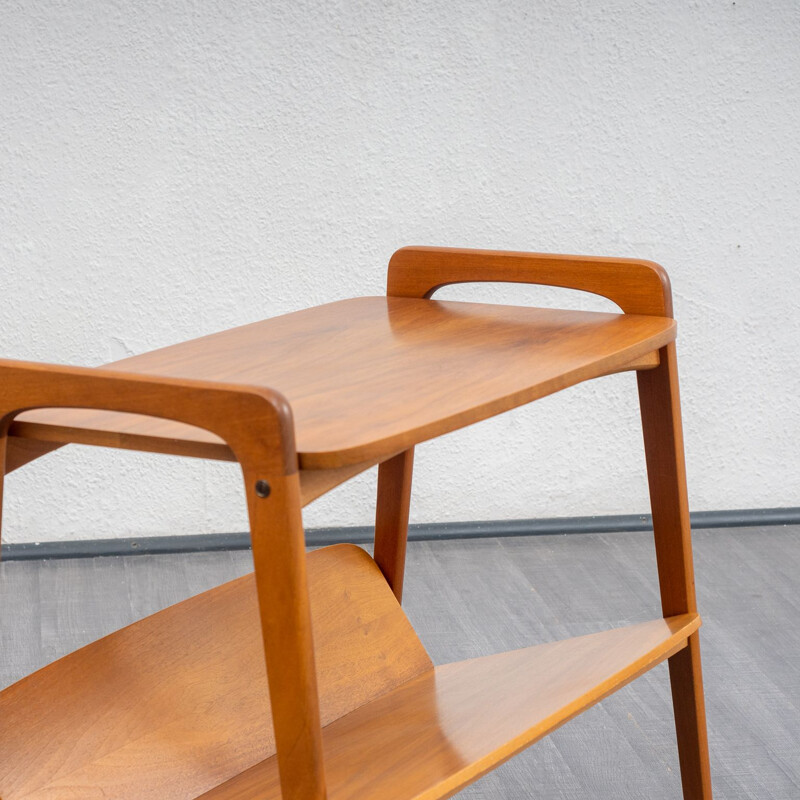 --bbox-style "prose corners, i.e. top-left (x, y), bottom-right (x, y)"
top-left (0, 359), bottom-right (296, 474)
top-left (387, 246), bottom-right (673, 317)
top-left (0, 359), bottom-right (327, 799)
